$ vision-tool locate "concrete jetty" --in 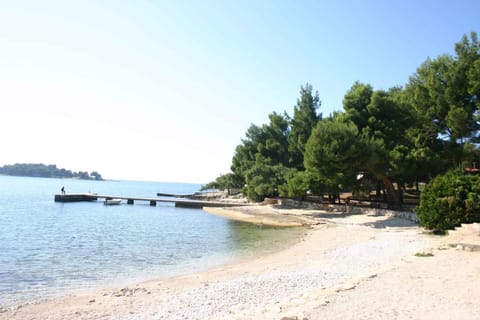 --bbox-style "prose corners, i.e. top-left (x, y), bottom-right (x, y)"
top-left (54, 193), bottom-right (247, 209)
